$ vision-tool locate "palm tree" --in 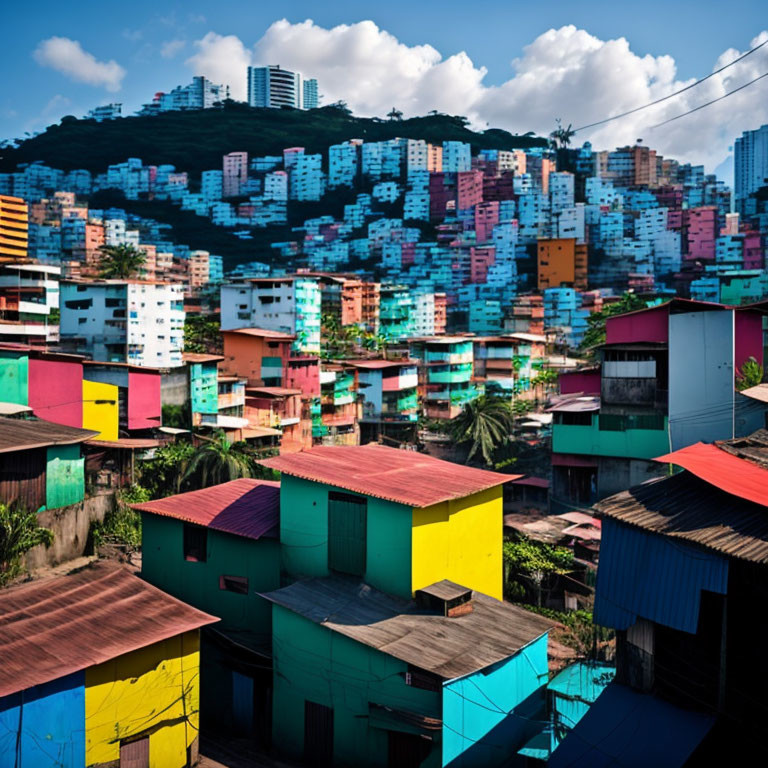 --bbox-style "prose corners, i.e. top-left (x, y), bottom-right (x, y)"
top-left (98, 244), bottom-right (147, 279)
top-left (550, 118), bottom-right (575, 149)
top-left (181, 431), bottom-right (255, 489)
top-left (450, 396), bottom-right (516, 466)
